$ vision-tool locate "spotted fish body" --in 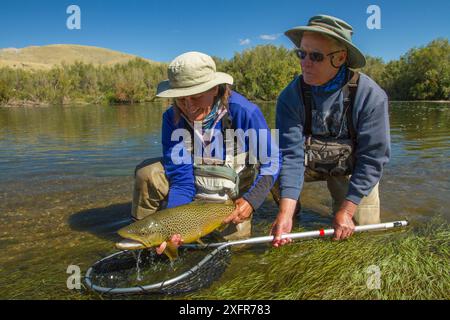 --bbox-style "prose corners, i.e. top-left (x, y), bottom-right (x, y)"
top-left (116, 201), bottom-right (235, 259)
